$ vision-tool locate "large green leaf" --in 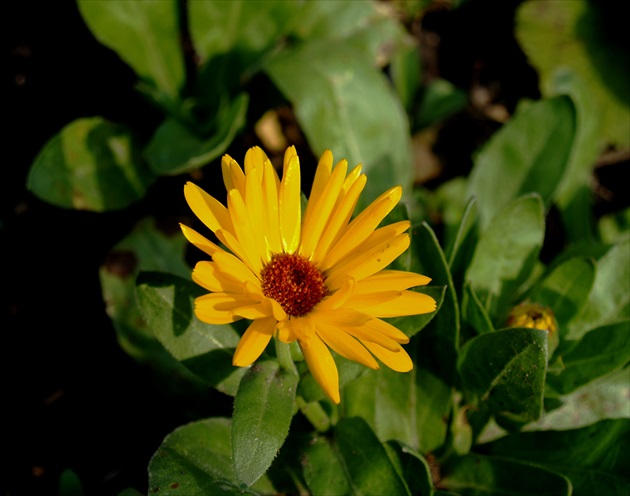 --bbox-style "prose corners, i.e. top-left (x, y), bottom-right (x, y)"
top-left (265, 40), bottom-right (412, 208)
top-left (465, 194), bottom-right (545, 324)
top-left (77, 0), bottom-right (184, 100)
top-left (479, 419), bottom-right (630, 496)
top-left (27, 117), bottom-right (155, 211)
top-left (441, 454), bottom-right (571, 496)
top-left (516, 0), bottom-right (630, 149)
top-left (385, 441), bottom-right (434, 496)
top-left (462, 283), bottom-right (494, 335)
top-left (135, 271), bottom-right (245, 395)
top-left (547, 320), bottom-right (630, 396)
top-left (410, 222), bottom-right (460, 385)
top-left (145, 93), bottom-right (248, 175)
top-left (567, 237), bottom-right (630, 339)
top-left (458, 328), bottom-right (548, 423)
top-left (148, 418), bottom-right (275, 495)
top-left (188, 0), bottom-right (295, 67)
top-left (302, 418), bottom-right (411, 496)
top-left (99, 218), bottom-right (210, 401)
top-left (232, 360), bottom-right (297, 487)
top-left (466, 96), bottom-right (576, 227)
top-left (527, 257), bottom-right (596, 332)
